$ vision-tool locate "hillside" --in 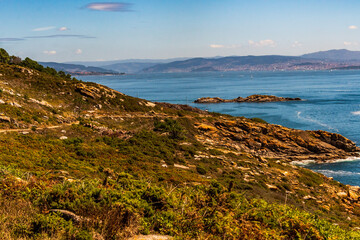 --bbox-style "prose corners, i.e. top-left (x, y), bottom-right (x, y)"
top-left (39, 62), bottom-right (119, 75)
top-left (1, 49), bottom-right (360, 239)
top-left (142, 55), bottom-right (335, 73)
top-left (302, 49), bottom-right (360, 62)
top-left (100, 62), bottom-right (158, 74)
